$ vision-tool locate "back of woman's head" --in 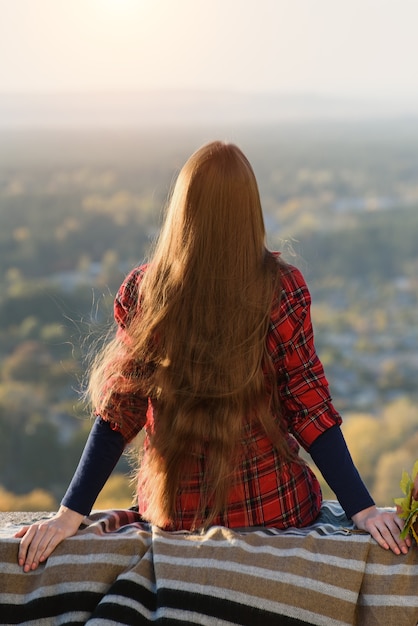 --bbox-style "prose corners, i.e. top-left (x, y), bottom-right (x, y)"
top-left (155, 141), bottom-right (266, 285)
